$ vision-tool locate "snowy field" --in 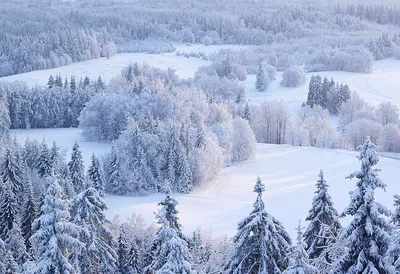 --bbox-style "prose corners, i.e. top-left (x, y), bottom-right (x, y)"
top-left (245, 59), bottom-right (400, 114)
top-left (0, 44), bottom-right (253, 87)
top-left (11, 128), bottom-right (400, 239)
